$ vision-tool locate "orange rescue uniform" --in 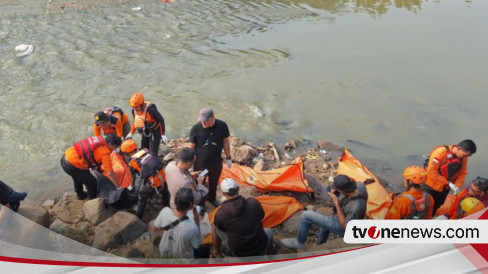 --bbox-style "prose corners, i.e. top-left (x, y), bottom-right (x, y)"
top-left (385, 189), bottom-right (435, 219)
top-left (65, 145), bottom-right (113, 172)
top-left (93, 113), bottom-right (129, 138)
top-left (129, 101), bottom-right (164, 135)
top-left (425, 145), bottom-right (468, 192)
